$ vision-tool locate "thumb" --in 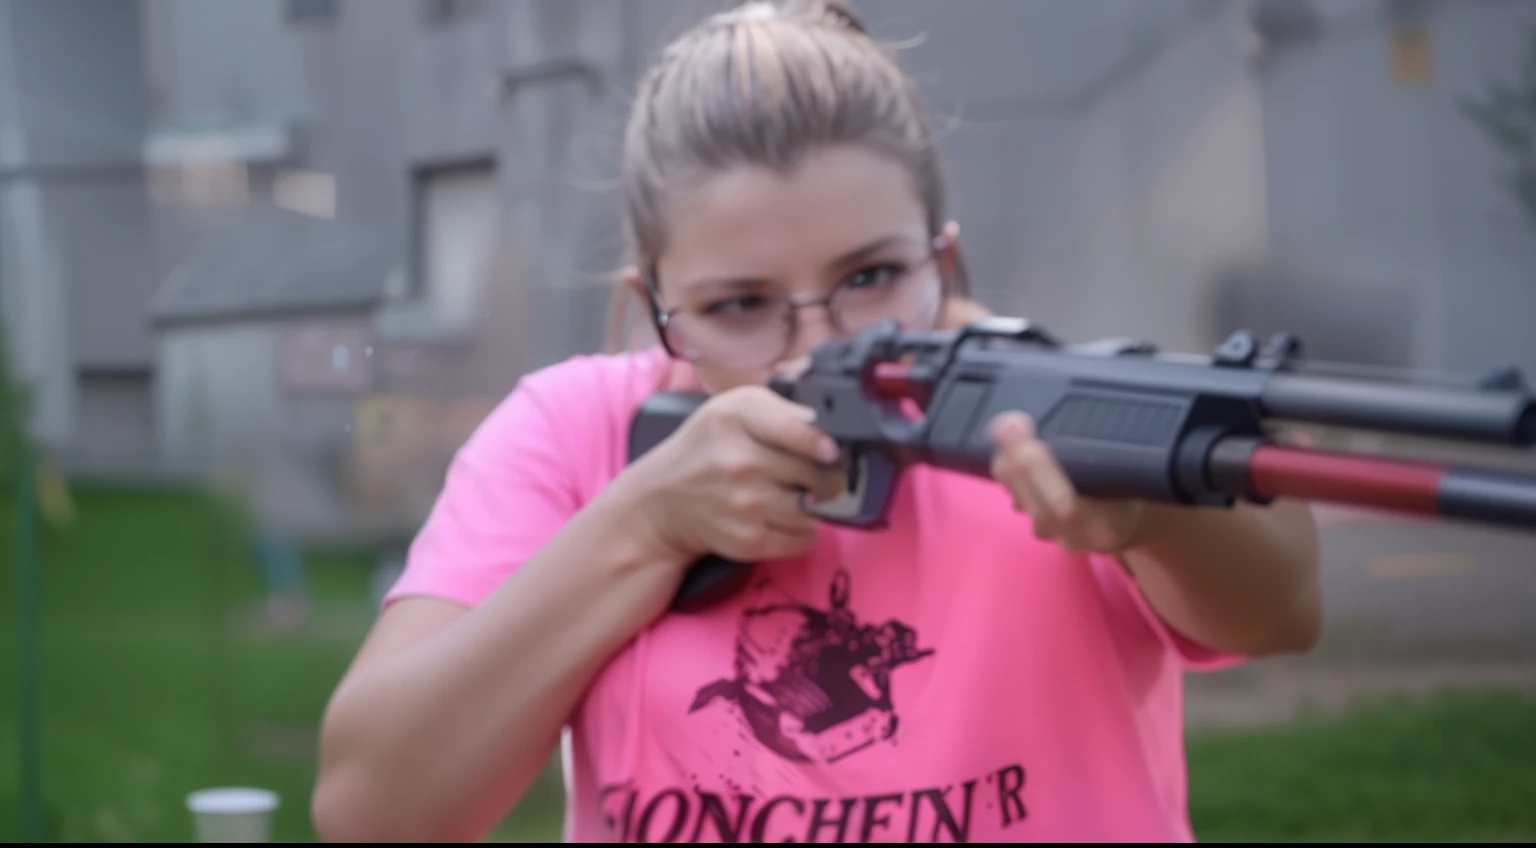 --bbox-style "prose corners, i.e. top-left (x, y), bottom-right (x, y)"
top-left (774, 356), bottom-right (812, 381)
top-left (988, 411), bottom-right (1036, 445)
